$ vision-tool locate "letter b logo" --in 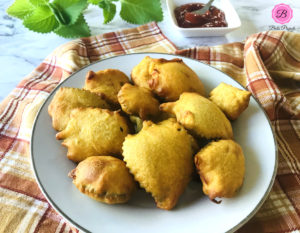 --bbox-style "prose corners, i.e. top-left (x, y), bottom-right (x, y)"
top-left (272, 4), bottom-right (293, 24)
